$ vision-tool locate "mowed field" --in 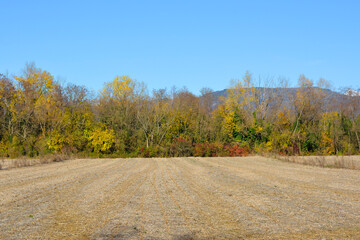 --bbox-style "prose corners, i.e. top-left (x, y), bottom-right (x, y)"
top-left (1, 157), bottom-right (360, 239)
